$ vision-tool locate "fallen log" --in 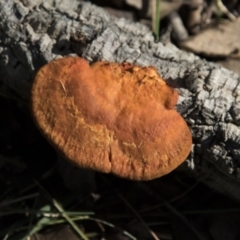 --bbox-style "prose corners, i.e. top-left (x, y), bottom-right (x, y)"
top-left (1, 0), bottom-right (240, 200)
